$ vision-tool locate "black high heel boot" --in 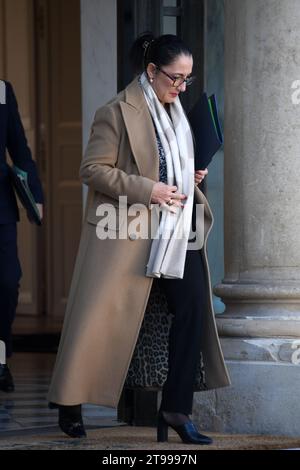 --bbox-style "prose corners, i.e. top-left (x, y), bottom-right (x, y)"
top-left (49, 402), bottom-right (86, 438)
top-left (157, 411), bottom-right (212, 445)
